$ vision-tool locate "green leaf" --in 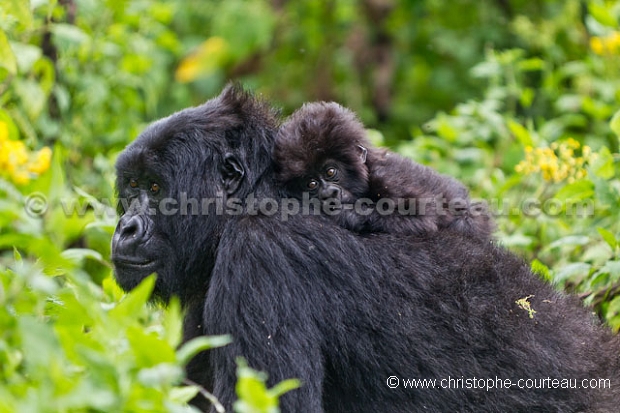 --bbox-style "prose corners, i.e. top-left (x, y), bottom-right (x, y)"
top-left (13, 247), bottom-right (22, 263)
top-left (554, 262), bottom-right (592, 283)
top-left (102, 275), bottom-right (125, 301)
top-left (598, 227), bottom-right (617, 250)
top-left (589, 3), bottom-right (618, 27)
top-left (163, 297), bottom-right (183, 348)
top-left (605, 296), bottom-right (620, 331)
top-left (3, 0), bottom-right (33, 28)
top-left (470, 60), bottom-right (501, 79)
top-left (365, 129), bottom-right (385, 147)
top-left (268, 378), bottom-right (301, 398)
top-left (61, 248), bottom-right (104, 265)
top-left (109, 274), bottom-right (156, 321)
top-left (234, 359), bottom-right (276, 413)
top-left (531, 259), bottom-right (551, 282)
top-left (517, 58), bottom-right (545, 72)
top-left (610, 109), bottom-right (620, 139)
top-left (582, 243), bottom-right (613, 263)
top-left (434, 114), bottom-right (458, 142)
top-left (519, 87), bottom-right (535, 108)
top-left (14, 79), bottom-right (47, 119)
top-left (587, 270), bottom-right (610, 290)
top-left (169, 386), bottom-right (201, 404)
top-left (600, 260), bottom-right (620, 279)
top-left (547, 235), bottom-right (590, 249)
top-left (137, 363), bottom-right (183, 386)
top-left (500, 233), bottom-right (534, 248)
top-left (608, 295), bottom-right (620, 313)
top-left (28, 142), bottom-right (64, 198)
top-left (51, 24), bottom-right (91, 46)
top-left (176, 335), bottom-right (232, 366)
top-left (10, 42), bottom-right (42, 73)
top-left (18, 316), bottom-right (59, 372)
top-left (128, 326), bottom-right (177, 367)
top-left (553, 180), bottom-right (594, 202)
top-left (508, 120), bottom-right (533, 147)
top-left (0, 109), bottom-right (20, 139)
top-left (54, 293), bottom-right (96, 330)
top-left (0, 30), bottom-right (17, 76)
top-left (33, 58), bottom-right (55, 94)
top-left (213, 0), bottom-right (275, 59)
top-left (54, 380), bottom-right (117, 410)
top-left (233, 358), bottom-right (300, 413)
top-left (591, 146), bottom-right (615, 179)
